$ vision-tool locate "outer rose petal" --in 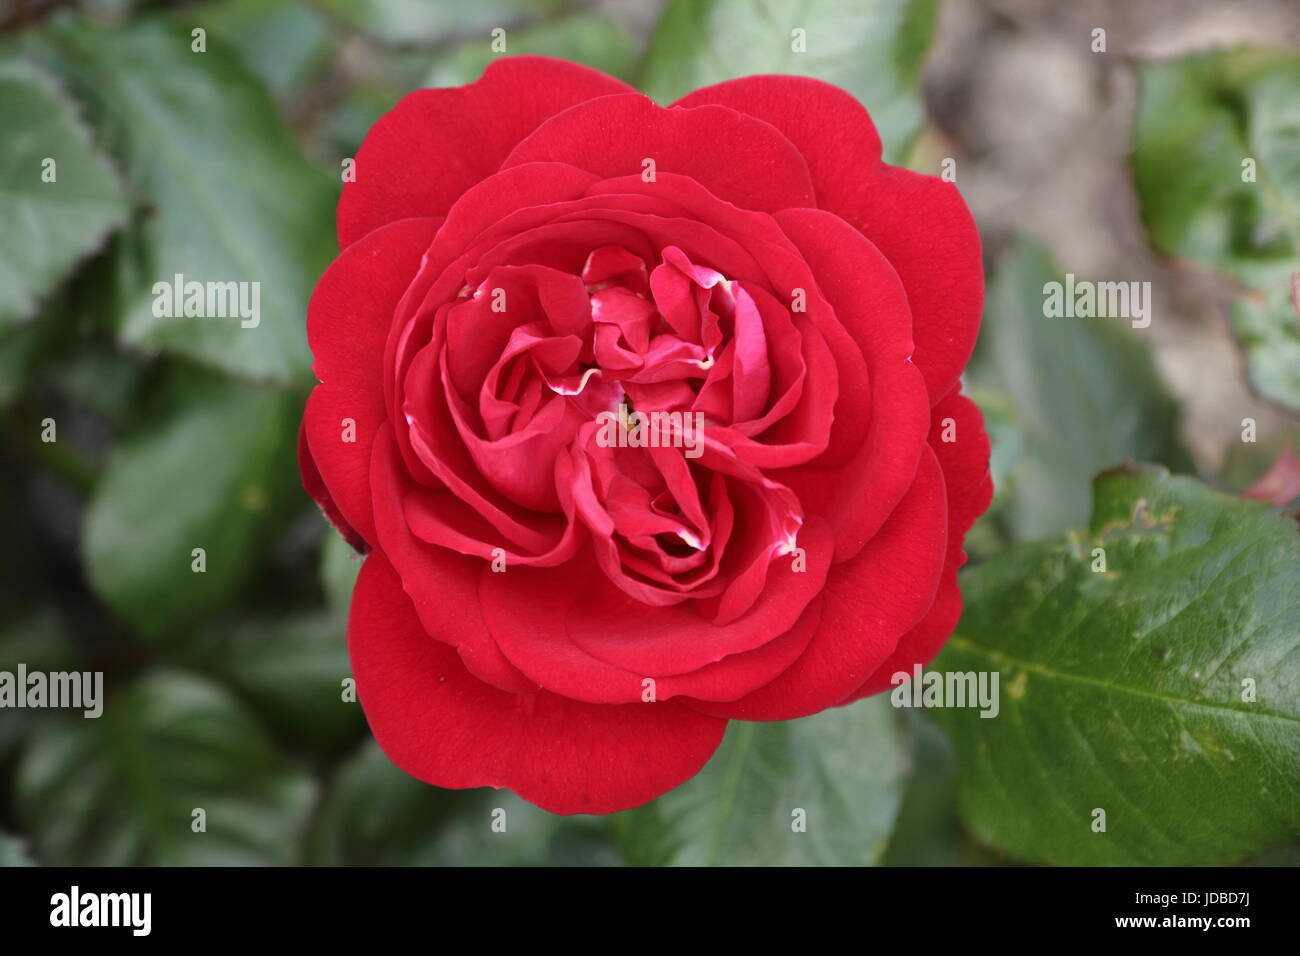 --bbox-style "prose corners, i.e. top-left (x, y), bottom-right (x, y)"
top-left (502, 93), bottom-right (816, 213)
top-left (849, 165), bottom-right (984, 404)
top-left (842, 386), bottom-right (993, 702)
top-left (770, 207), bottom-right (930, 561)
top-left (672, 75), bottom-right (883, 211)
top-left (299, 419), bottom-right (366, 553)
top-left (338, 57), bottom-right (634, 248)
top-left (840, 562), bottom-right (962, 704)
top-left (674, 75), bottom-right (983, 402)
top-left (926, 386), bottom-right (994, 568)
top-left (302, 216), bottom-right (443, 547)
top-left (349, 551), bottom-right (727, 814)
